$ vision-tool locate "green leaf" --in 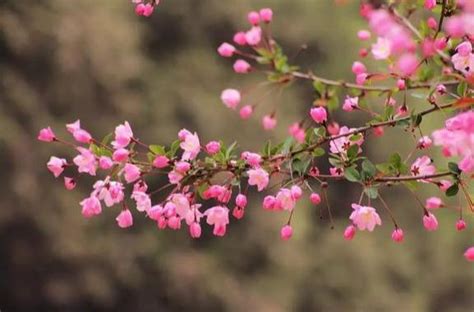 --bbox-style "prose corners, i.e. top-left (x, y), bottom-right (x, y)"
top-left (350, 134), bottom-right (363, 142)
top-left (225, 141), bottom-right (237, 159)
top-left (446, 184), bottom-right (459, 197)
top-left (344, 167), bottom-right (361, 182)
top-left (347, 144), bottom-right (359, 160)
top-left (457, 81), bottom-right (467, 97)
top-left (362, 160), bottom-right (377, 177)
top-left (327, 96), bottom-right (339, 111)
top-left (312, 147), bottom-right (325, 157)
top-left (313, 81), bottom-right (325, 96)
top-left (149, 144), bottom-right (166, 155)
top-left (364, 187), bottom-right (379, 199)
top-left (167, 140), bottom-right (181, 157)
top-left (314, 127), bottom-right (327, 138)
top-left (448, 162), bottom-right (461, 175)
top-left (412, 114), bottom-right (423, 127)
